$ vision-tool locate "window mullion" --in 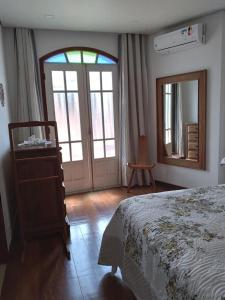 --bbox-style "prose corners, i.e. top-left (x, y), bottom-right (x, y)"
top-left (100, 73), bottom-right (106, 158)
top-left (63, 71), bottom-right (72, 161)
